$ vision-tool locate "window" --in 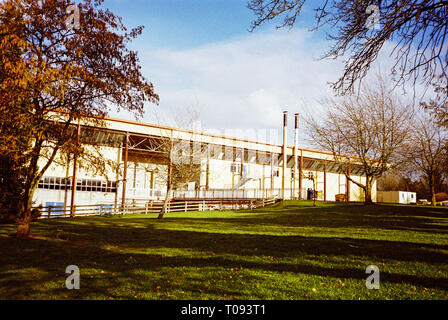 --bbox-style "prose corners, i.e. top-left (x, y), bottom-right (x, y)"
top-left (38, 177), bottom-right (118, 193)
top-left (230, 163), bottom-right (241, 173)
